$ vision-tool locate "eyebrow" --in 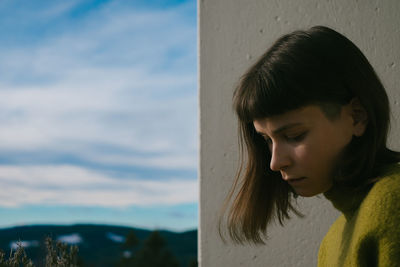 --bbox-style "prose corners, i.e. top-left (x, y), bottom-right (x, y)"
top-left (255, 122), bottom-right (304, 136)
